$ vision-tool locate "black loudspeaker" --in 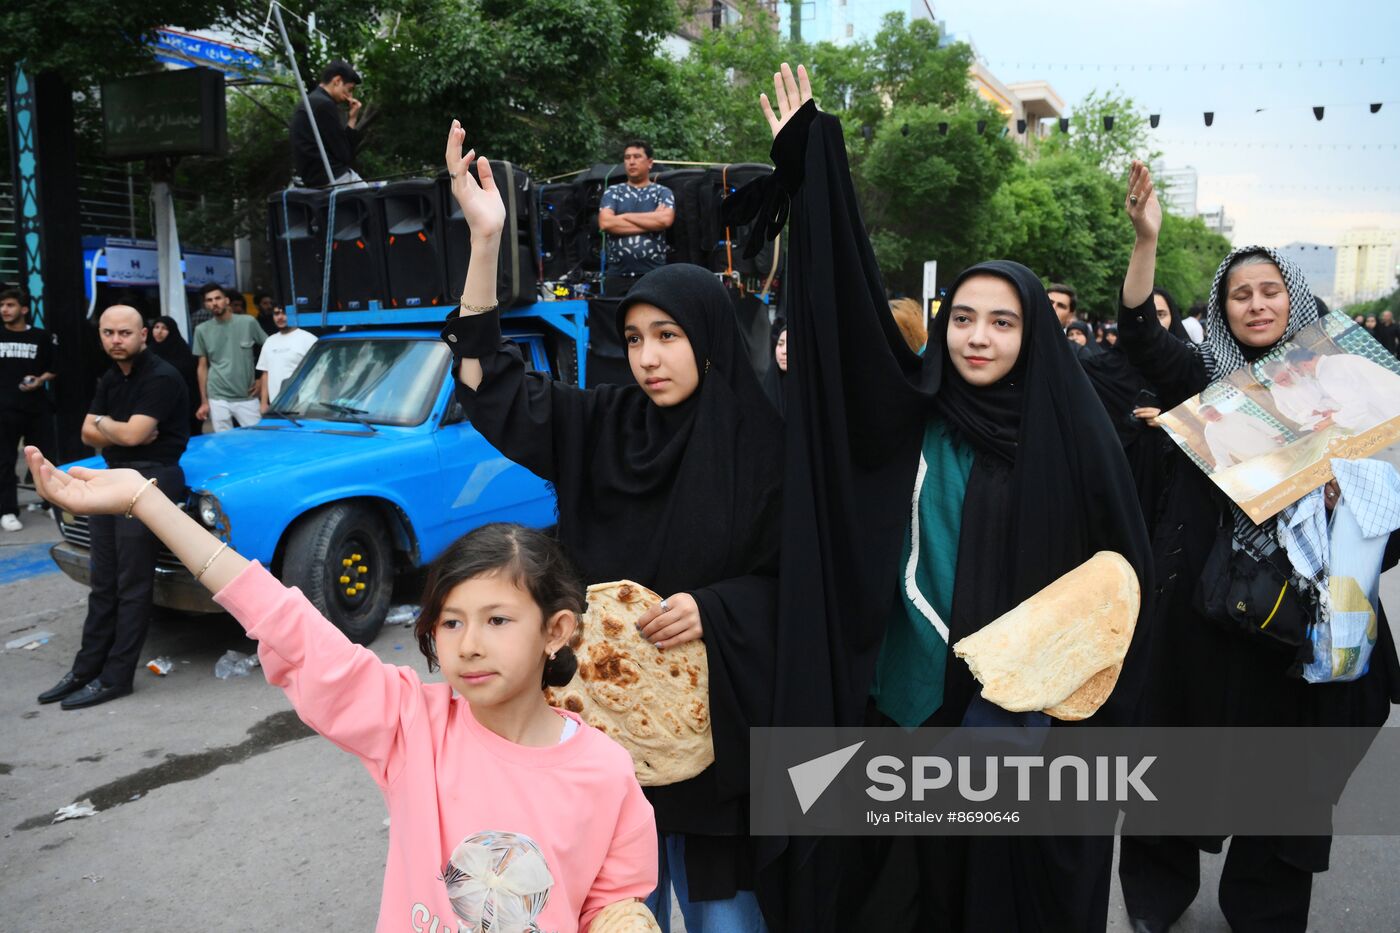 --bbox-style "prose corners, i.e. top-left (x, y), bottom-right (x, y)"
top-left (654, 168), bottom-right (710, 266)
top-left (324, 188), bottom-right (388, 311)
top-left (266, 189), bottom-right (325, 311)
top-left (440, 161), bottom-right (539, 308)
top-left (708, 164), bottom-right (778, 278)
top-left (539, 183), bottom-right (582, 281)
top-left (379, 179), bottom-right (449, 310)
top-left (585, 296), bottom-right (633, 388)
top-left (575, 163), bottom-right (625, 273)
